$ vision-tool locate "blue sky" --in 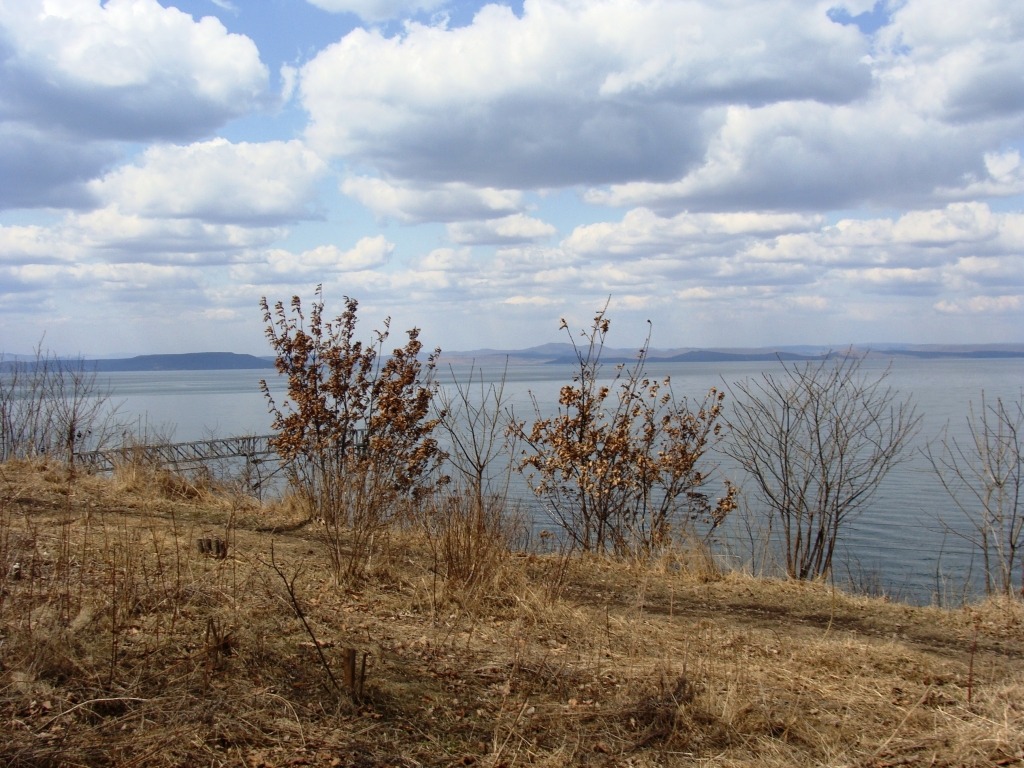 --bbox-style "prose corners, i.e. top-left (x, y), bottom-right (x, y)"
top-left (1, 0), bottom-right (1023, 356)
